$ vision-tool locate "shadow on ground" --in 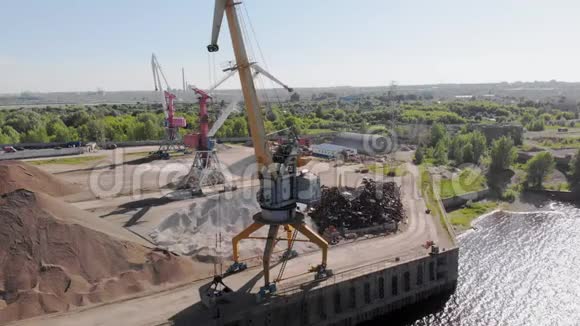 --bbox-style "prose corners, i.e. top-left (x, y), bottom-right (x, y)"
top-left (169, 262), bottom-right (285, 325)
top-left (100, 196), bottom-right (176, 226)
